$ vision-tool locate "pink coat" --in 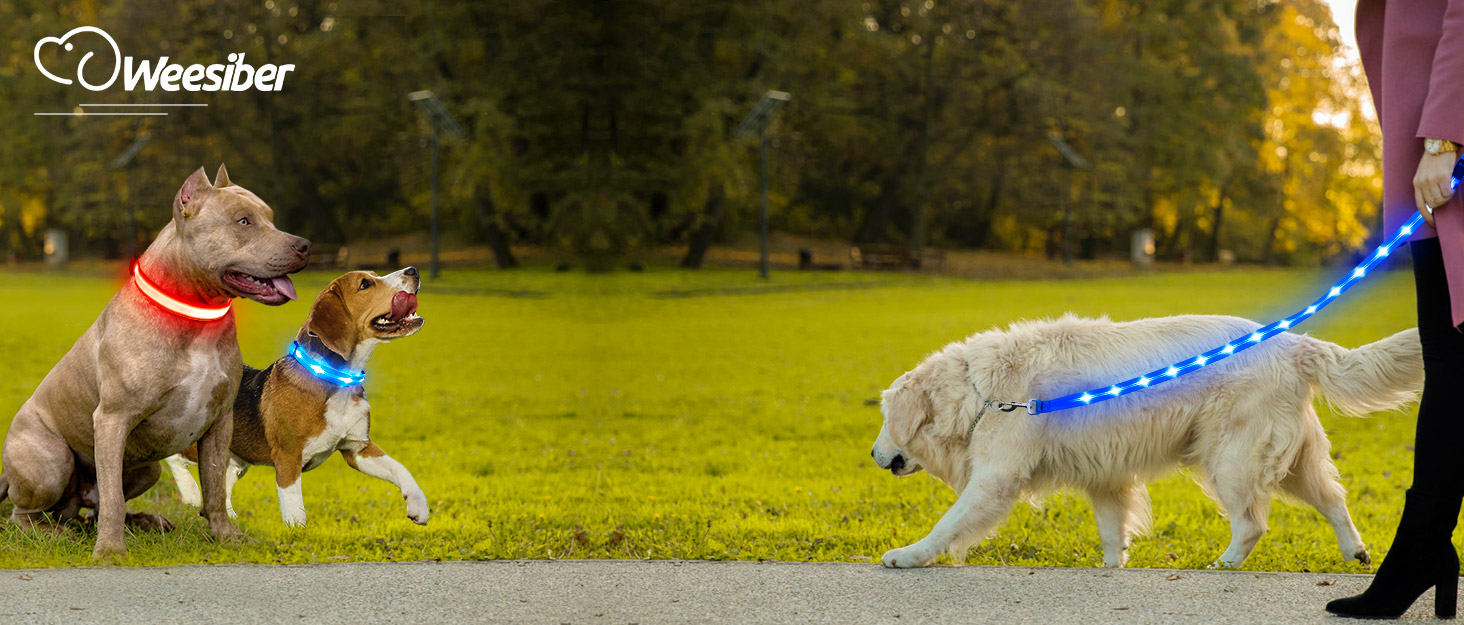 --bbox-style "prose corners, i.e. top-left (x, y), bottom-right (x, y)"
top-left (1357, 0), bottom-right (1464, 325)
